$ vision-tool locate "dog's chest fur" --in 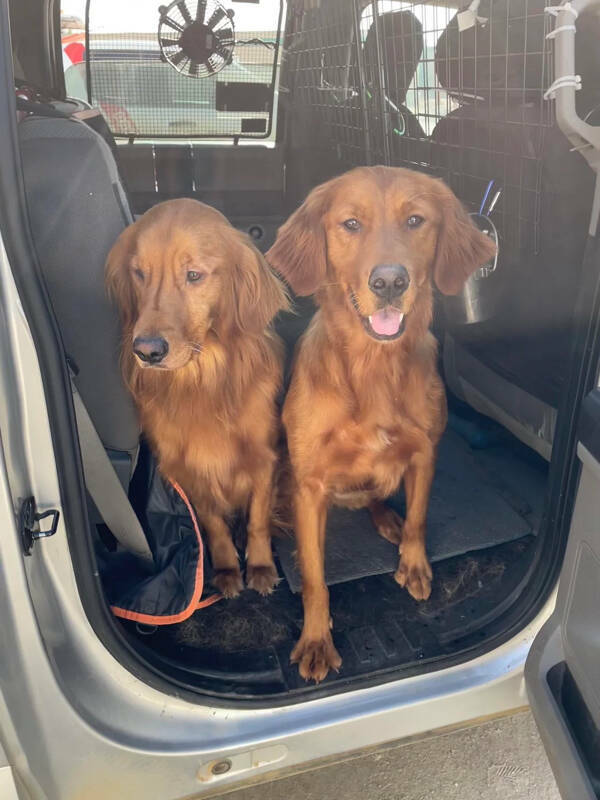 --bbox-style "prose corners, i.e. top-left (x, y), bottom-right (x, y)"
top-left (327, 405), bottom-right (436, 504)
top-left (133, 338), bottom-right (281, 512)
top-left (320, 340), bottom-right (446, 504)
